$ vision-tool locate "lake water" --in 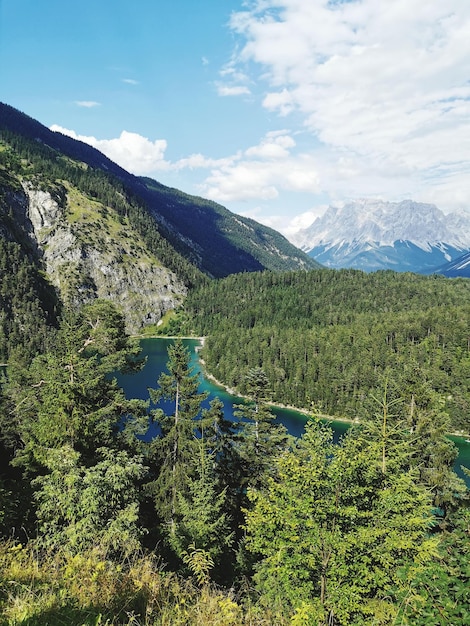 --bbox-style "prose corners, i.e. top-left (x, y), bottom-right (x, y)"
top-left (115, 337), bottom-right (470, 484)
